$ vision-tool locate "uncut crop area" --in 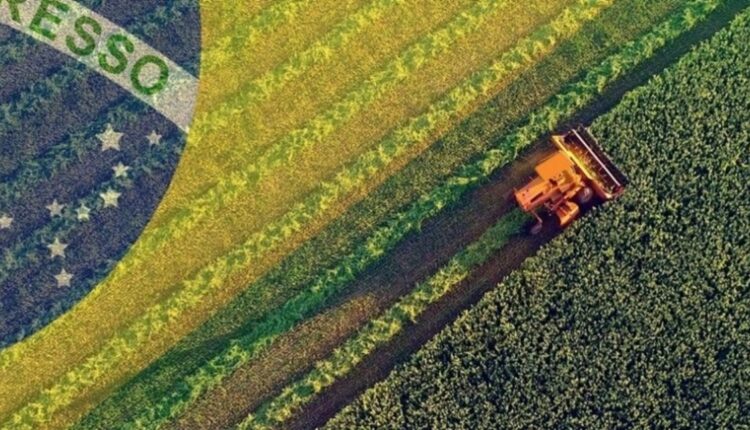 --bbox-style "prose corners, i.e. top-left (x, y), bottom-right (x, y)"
top-left (0, 0), bottom-right (748, 429)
